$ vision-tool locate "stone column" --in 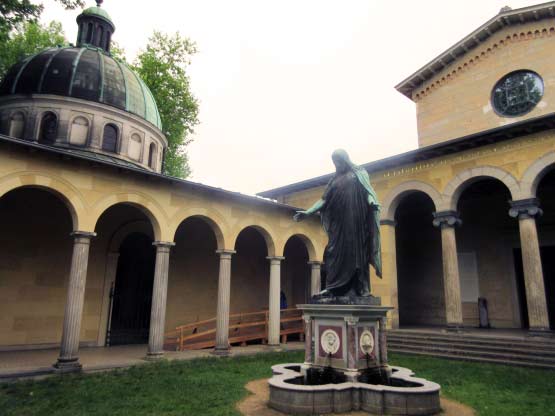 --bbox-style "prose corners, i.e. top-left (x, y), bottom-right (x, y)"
top-left (146, 241), bottom-right (175, 359)
top-left (432, 211), bottom-right (463, 329)
top-left (378, 316), bottom-right (388, 366)
top-left (509, 199), bottom-right (550, 332)
top-left (380, 219), bottom-right (399, 329)
top-left (54, 231), bottom-right (96, 372)
top-left (267, 256), bottom-right (285, 346)
top-left (303, 314), bottom-right (313, 364)
top-left (308, 261), bottom-right (322, 296)
top-left (345, 316), bottom-right (359, 374)
top-left (213, 249), bottom-right (235, 355)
